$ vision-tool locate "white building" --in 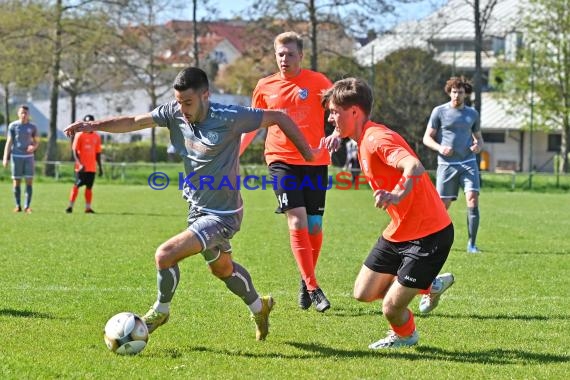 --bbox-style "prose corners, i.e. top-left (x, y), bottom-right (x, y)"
top-left (356, 0), bottom-right (559, 172)
top-left (32, 88), bottom-right (251, 143)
